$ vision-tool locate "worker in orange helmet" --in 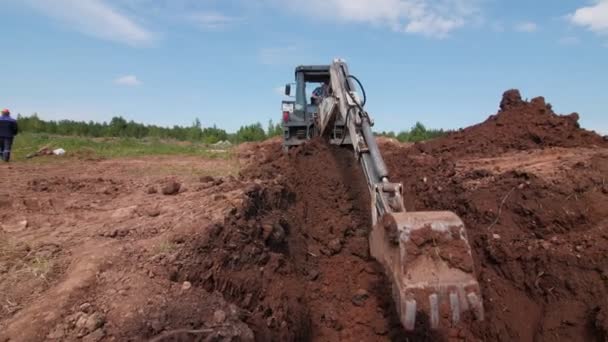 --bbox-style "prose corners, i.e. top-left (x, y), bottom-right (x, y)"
top-left (0, 109), bottom-right (19, 162)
